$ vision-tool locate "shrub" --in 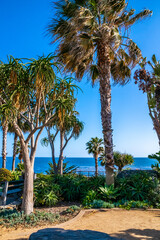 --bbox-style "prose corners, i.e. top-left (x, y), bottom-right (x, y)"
top-left (116, 172), bottom-right (160, 205)
top-left (0, 209), bottom-right (60, 228)
top-left (34, 174), bottom-right (105, 204)
top-left (0, 168), bottom-right (12, 182)
top-left (46, 162), bottom-right (78, 175)
top-left (82, 190), bottom-right (97, 207)
top-left (34, 175), bottom-right (61, 207)
top-left (15, 163), bottom-right (25, 172)
top-left (90, 200), bottom-right (114, 208)
top-left (65, 205), bottom-right (81, 213)
top-left (99, 184), bottom-right (119, 201)
top-left (115, 200), bottom-right (151, 210)
top-left (53, 174), bottom-right (88, 201)
top-left (11, 170), bottom-right (22, 181)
